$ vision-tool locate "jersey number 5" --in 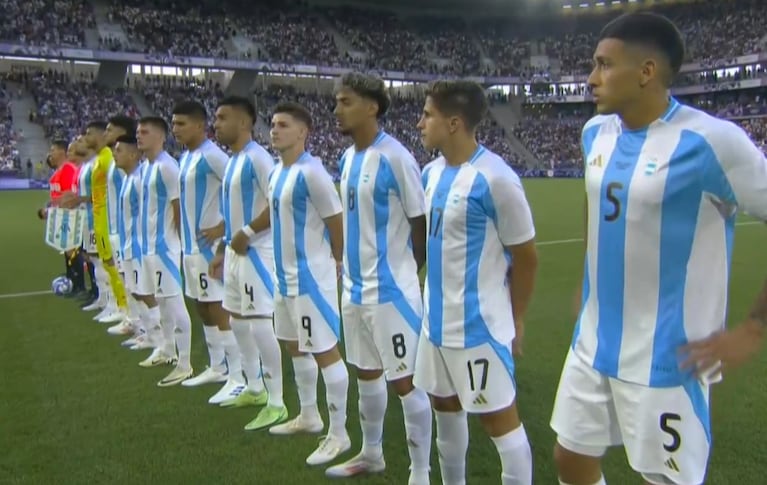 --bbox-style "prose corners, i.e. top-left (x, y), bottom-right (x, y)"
top-left (604, 181), bottom-right (624, 222)
top-left (660, 412), bottom-right (682, 453)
